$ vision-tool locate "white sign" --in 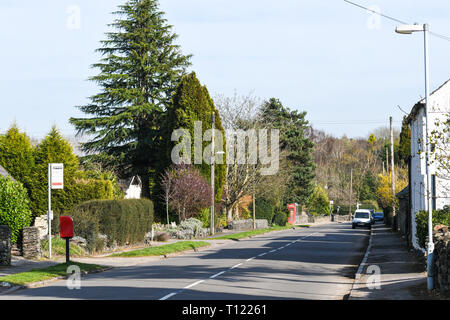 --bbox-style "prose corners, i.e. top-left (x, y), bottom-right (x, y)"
top-left (330, 200), bottom-right (334, 205)
top-left (50, 163), bottom-right (64, 189)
